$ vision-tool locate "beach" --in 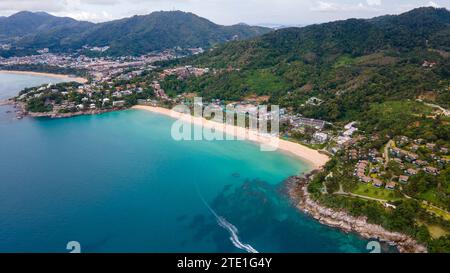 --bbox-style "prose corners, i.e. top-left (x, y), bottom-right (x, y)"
top-left (132, 105), bottom-right (330, 170)
top-left (0, 70), bottom-right (87, 84)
